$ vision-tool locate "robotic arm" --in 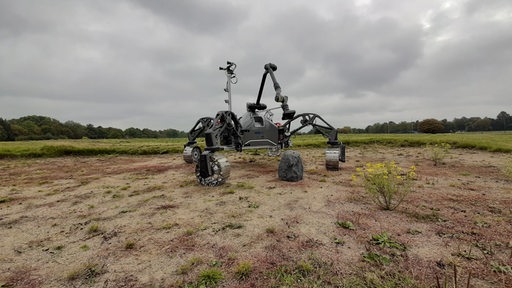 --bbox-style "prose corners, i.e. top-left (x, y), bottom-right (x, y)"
top-left (251, 63), bottom-right (296, 120)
